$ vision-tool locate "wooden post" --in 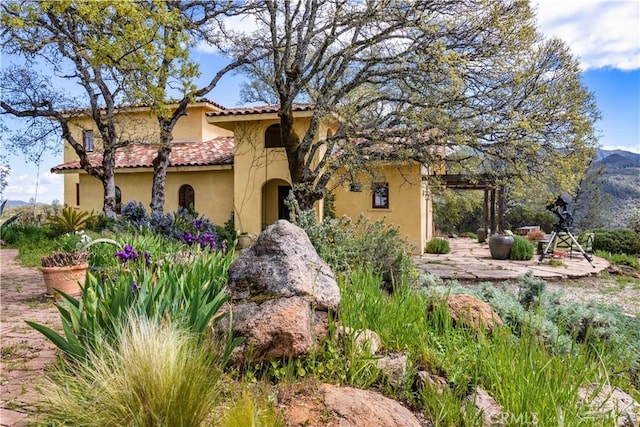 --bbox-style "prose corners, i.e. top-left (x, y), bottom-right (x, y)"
top-left (490, 188), bottom-right (496, 236)
top-left (497, 185), bottom-right (504, 233)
